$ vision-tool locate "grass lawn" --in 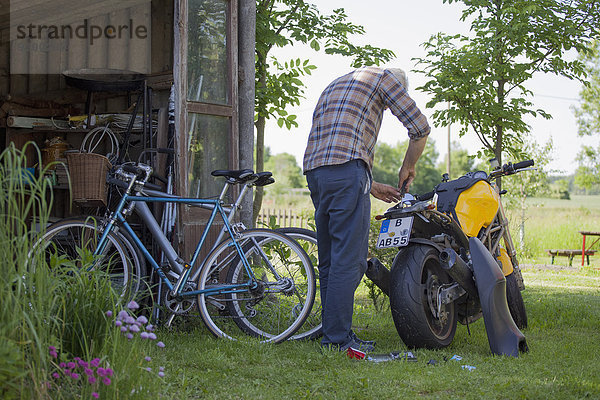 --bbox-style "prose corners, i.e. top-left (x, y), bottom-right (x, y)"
top-left (154, 266), bottom-right (600, 399)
